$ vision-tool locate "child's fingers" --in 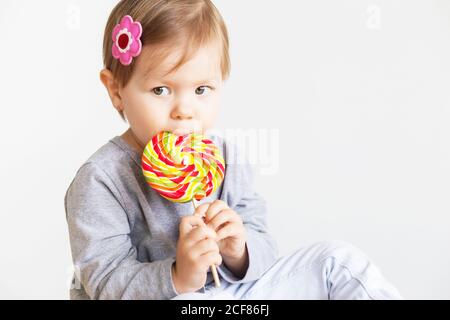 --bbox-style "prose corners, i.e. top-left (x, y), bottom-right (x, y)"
top-left (179, 215), bottom-right (206, 237)
top-left (193, 202), bottom-right (210, 218)
top-left (184, 224), bottom-right (217, 247)
top-left (190, 238), bottom-right (219, 259)
top-left (216, 222), bottom-right (244, 242)
top-left (205, 200), bottom-right (228, 222)
top-left (199, 251), bottom-right (223, 270)
top-left (207, 209), bottom-right (240, 232)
